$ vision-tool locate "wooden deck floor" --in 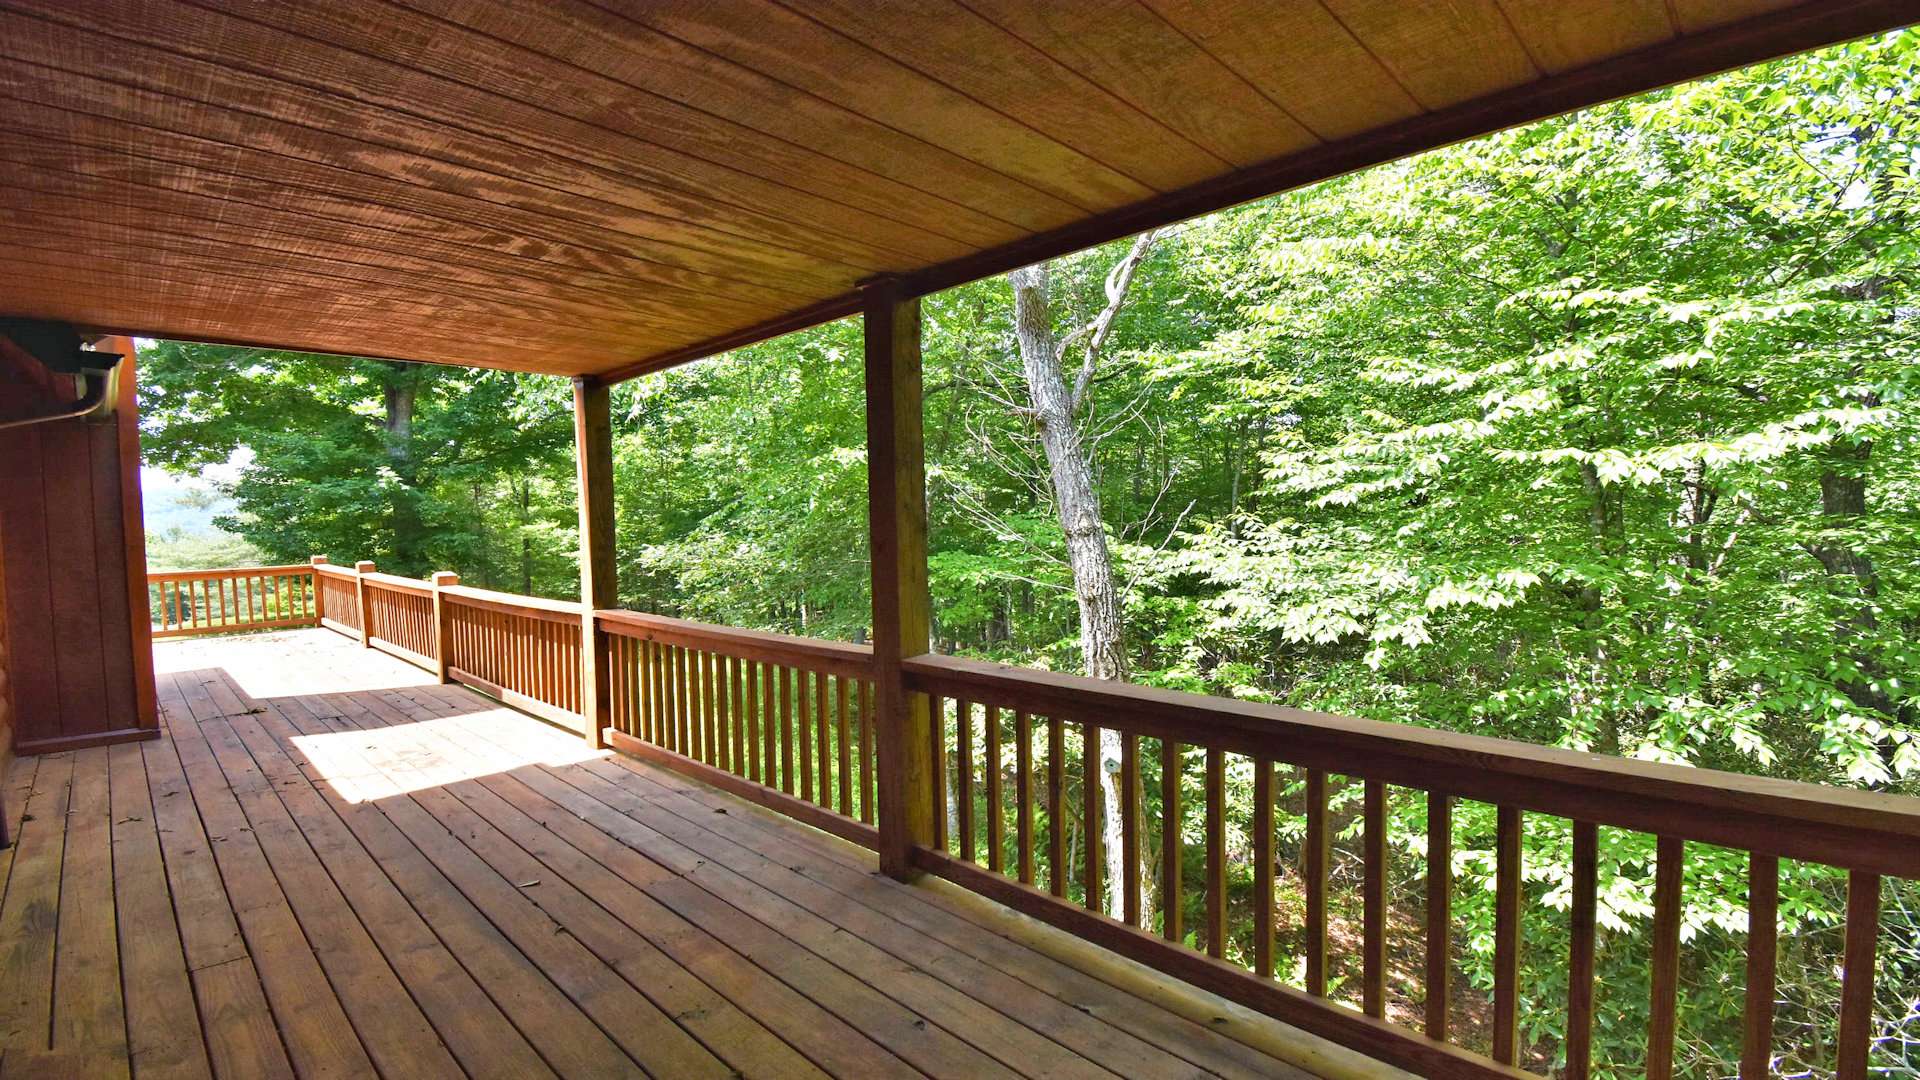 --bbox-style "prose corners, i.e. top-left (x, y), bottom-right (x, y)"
top-left (0, 628), bottom-right (1382, 1080)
